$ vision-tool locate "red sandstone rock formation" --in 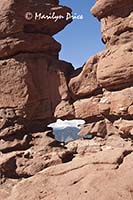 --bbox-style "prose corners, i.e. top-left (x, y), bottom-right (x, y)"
top-left (66, 0), bottom-right (133, 139)
top-left (0, 0), bottom-right (133, 199)
top-left (1, 135), bottom-right (133, 200)
top-left (0, 0), bottom-right (74, 180)
top-left (0, 0), bottom-right (73, 149)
